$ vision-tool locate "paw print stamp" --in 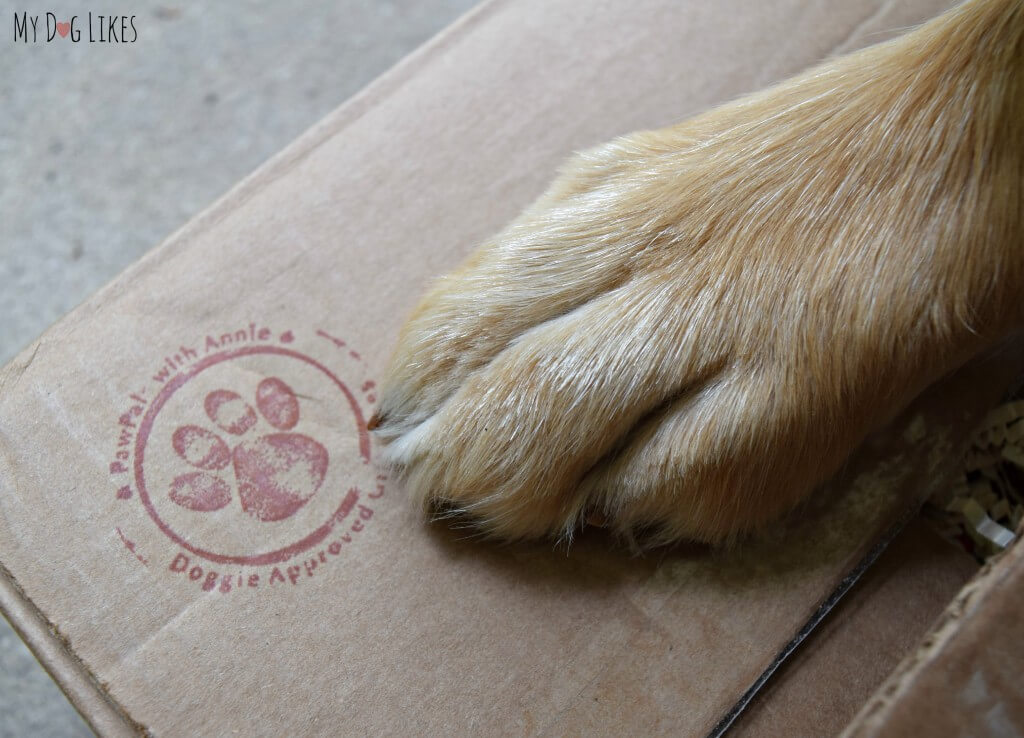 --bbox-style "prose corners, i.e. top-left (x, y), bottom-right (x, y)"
top-left (132, 341), bottom-right (375, 567)
top-left (169, 377), bottom-right (329, 522)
